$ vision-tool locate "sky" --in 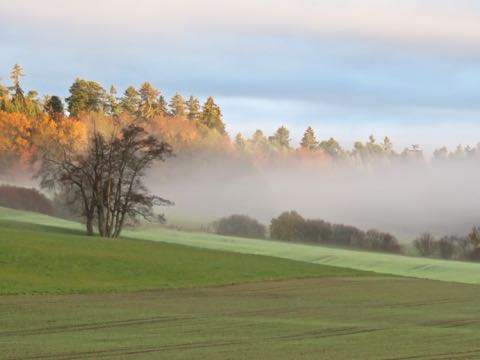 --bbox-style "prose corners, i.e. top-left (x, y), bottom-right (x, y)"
top-left (1, 0), bottom-right (480, 151)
